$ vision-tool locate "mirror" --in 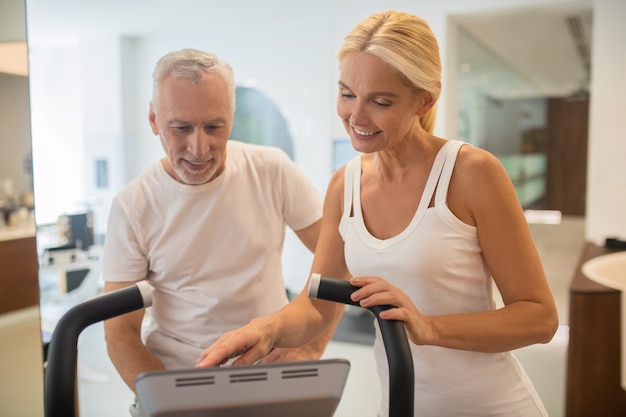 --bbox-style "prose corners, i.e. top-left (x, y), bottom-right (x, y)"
top-left (456, 11), bottom-right (592, 216)
top-left (0, 0), bottom-right (44, 416)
